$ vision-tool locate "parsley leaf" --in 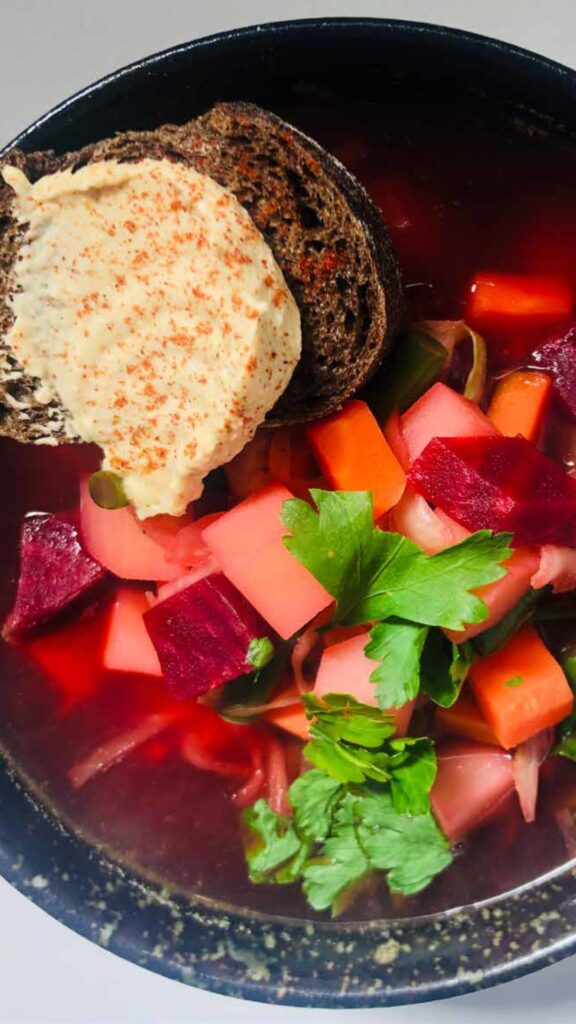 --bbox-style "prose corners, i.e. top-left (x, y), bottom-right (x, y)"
top-left (420, 631), bottom-right (475, 708)
top-left (282, 490), bottom-right (512, 631)
top-left (243, 800), bottom-right (304, 883)
top-left (289, 770), bottom-right (342, 842)
top-left (504, 674), bottom-right (524, 688)
top-left (357, 791), bottom-right (453, 895)
top-left (365, 620), bottom-right (429, 707)
top-left (351, 529), bottom-right (513, 630)
top-left (302, 694), bottom-right (396, 785)
top-left (301, 792), bottom-right (372, 912)
top-left (386, 736), bottom-right (437, 815)
top-left (302, 693), bottom-right (395, 747)
top-left (281, 489), bottom-right (390, 623)
top-left (242, 735), bottom-right (451, 914)
top-left (301, 694), bottom-right (436, 813)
